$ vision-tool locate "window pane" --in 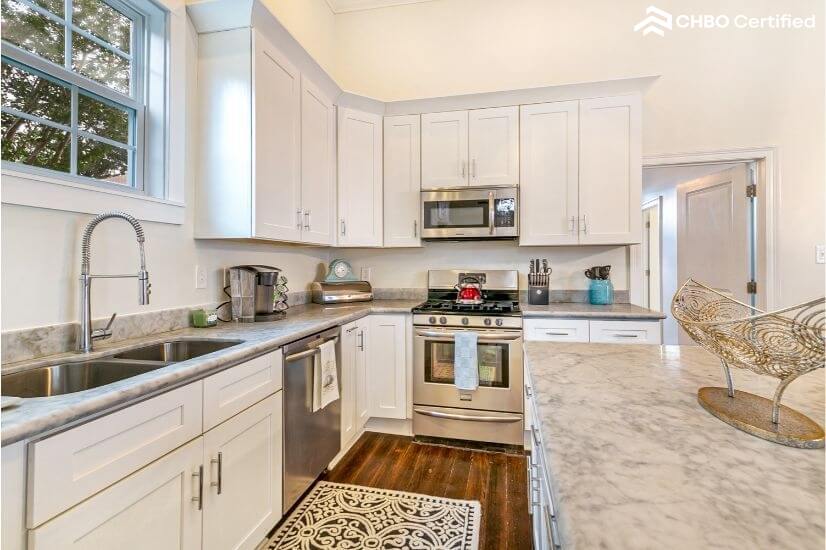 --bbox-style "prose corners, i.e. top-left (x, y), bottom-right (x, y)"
top-left (0, 0), bottom-right (65, 65)
top-left (78, 93), bottom-right (129, 143)
top-left (1, 112), bottom-right (71, 172)
top-left (72, 32), bottom-right (130, 95)
top-left (77, 136), bottom-right (129, 184)
top-left (1, 62), bottom-right (71, 125)
top-left (72, 0), bottom-right (131, 53)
